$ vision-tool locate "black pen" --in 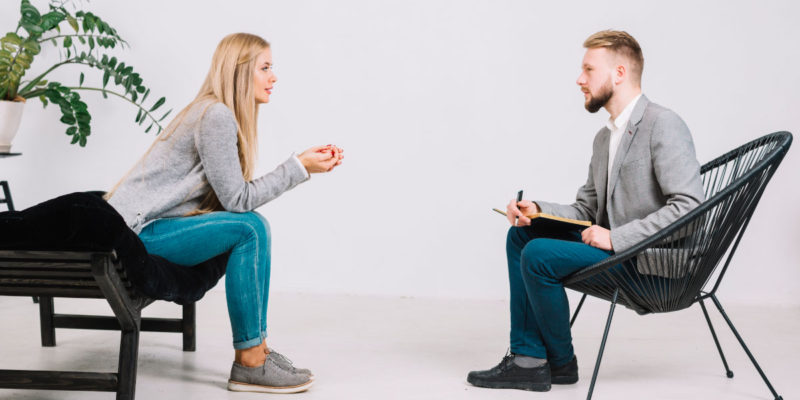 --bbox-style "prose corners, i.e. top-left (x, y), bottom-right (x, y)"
top-left (515, 190), bottom-right (523, 226)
